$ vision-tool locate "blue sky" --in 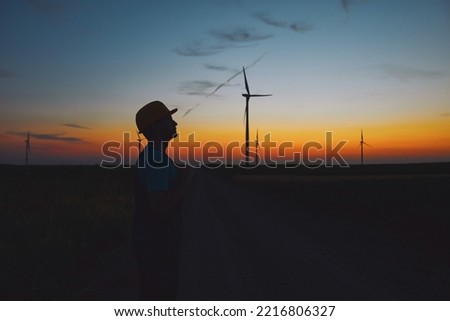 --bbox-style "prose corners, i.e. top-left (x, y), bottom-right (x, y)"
top-left (1, 0), bottom-right (450, 164)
